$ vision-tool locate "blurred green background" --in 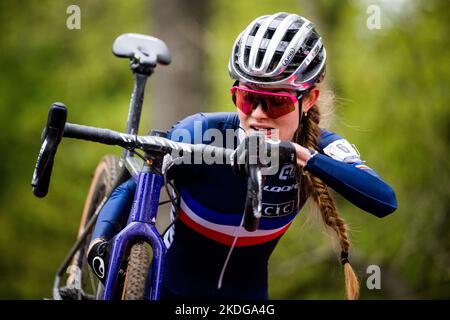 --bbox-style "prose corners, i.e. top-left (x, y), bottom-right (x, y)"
top-left (0, 0), bottom-right (448, 299)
